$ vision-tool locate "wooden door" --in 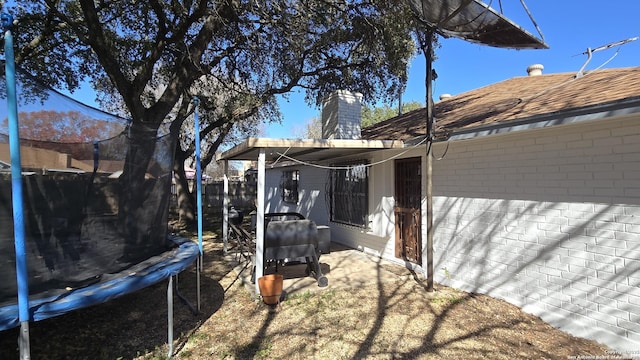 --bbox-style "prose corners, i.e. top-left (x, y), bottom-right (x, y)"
top-left (394, 157), bottom-right (422, 265)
